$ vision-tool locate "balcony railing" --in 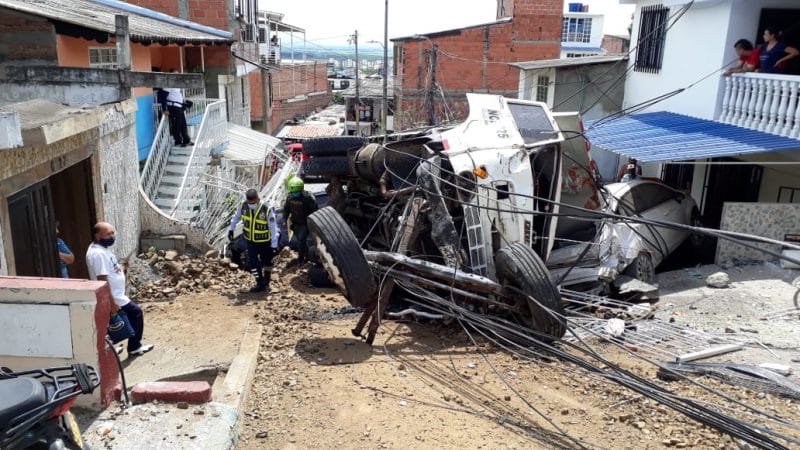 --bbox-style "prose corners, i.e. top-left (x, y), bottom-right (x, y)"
top-left (719, 73), bottom-right (800, 139)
